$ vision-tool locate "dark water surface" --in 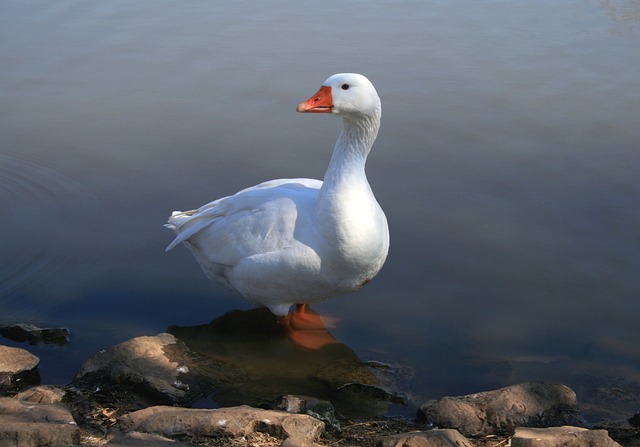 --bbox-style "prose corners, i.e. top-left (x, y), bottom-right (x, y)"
top-left (2, 0), bottom-right (639, 421)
